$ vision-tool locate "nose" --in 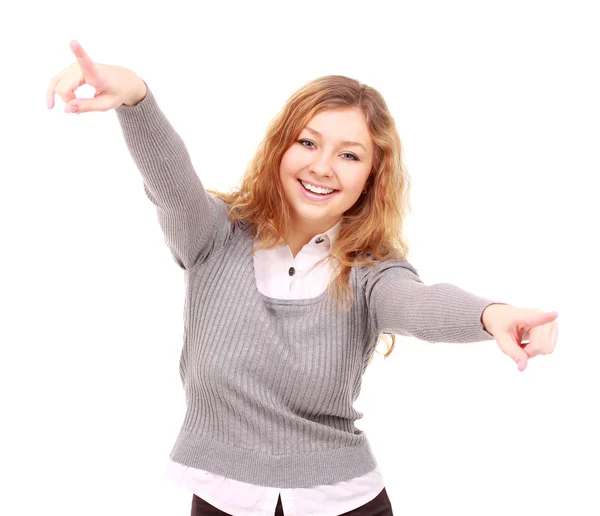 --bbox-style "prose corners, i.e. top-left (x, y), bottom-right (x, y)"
top-left (310, 152), bottom-right (334, 178)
